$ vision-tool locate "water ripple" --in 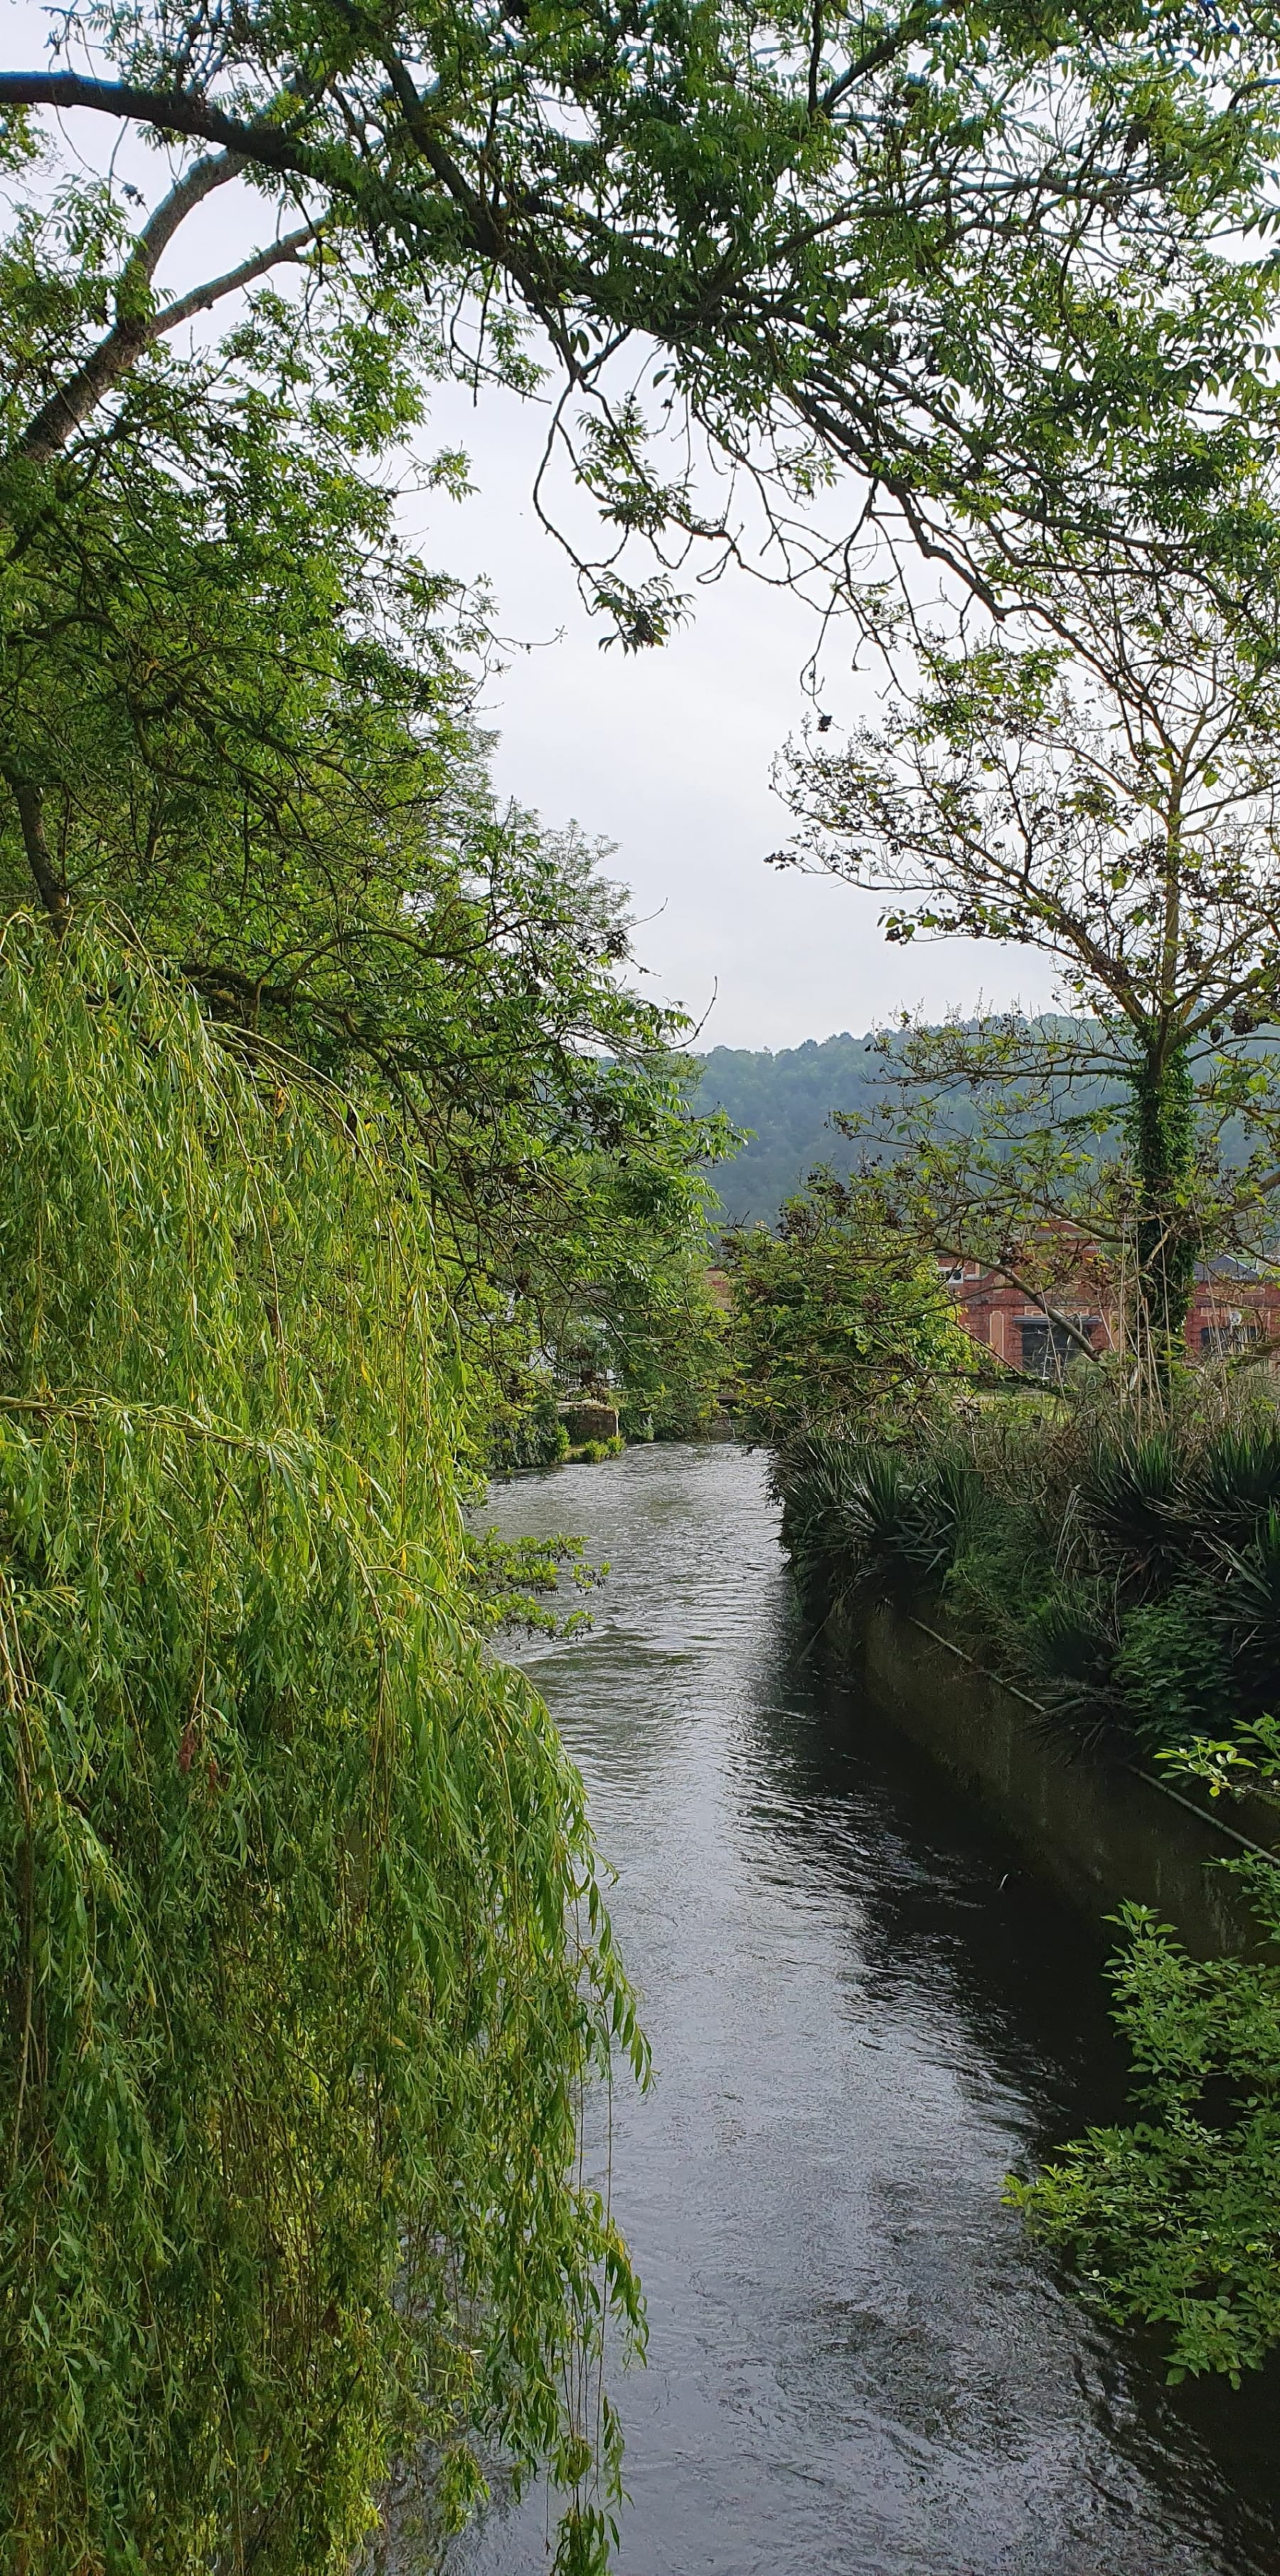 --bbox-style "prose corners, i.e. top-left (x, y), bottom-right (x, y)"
top-left (449, 1443), bottom-right (1280, 2576)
